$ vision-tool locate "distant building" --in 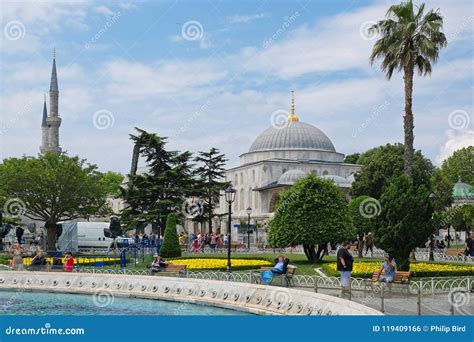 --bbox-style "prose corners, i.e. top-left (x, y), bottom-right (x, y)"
top-left (185, 93), bottom-right (361, 240)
